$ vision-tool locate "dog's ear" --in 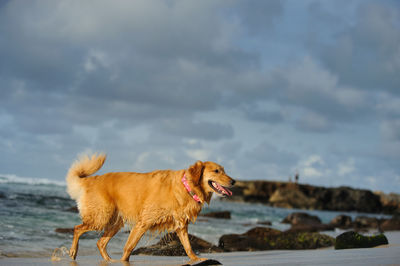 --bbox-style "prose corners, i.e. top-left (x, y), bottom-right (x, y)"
top-left (188, 161), bottom-right (204, 185)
